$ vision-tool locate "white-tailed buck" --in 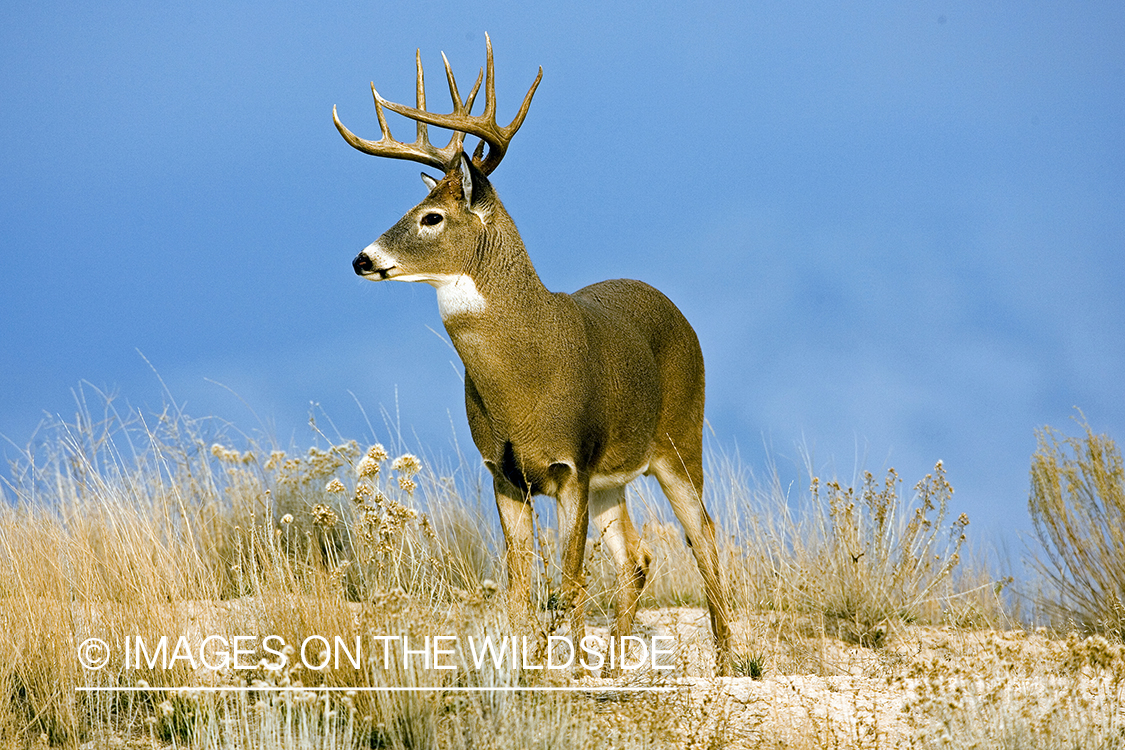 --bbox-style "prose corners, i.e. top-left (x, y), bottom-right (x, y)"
top-left (335, 35), bottom-right (731, 674)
